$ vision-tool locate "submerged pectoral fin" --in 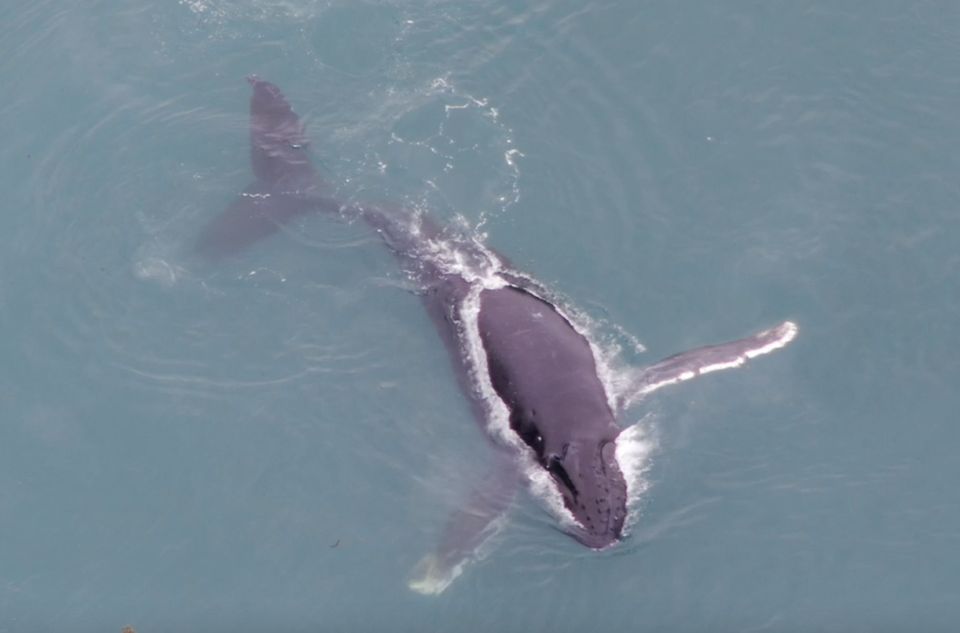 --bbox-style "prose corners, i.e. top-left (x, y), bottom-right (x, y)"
top-left (619, 320), bottom-right (798, 409)
top-left (408, 453), bottom-right (520, 595)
